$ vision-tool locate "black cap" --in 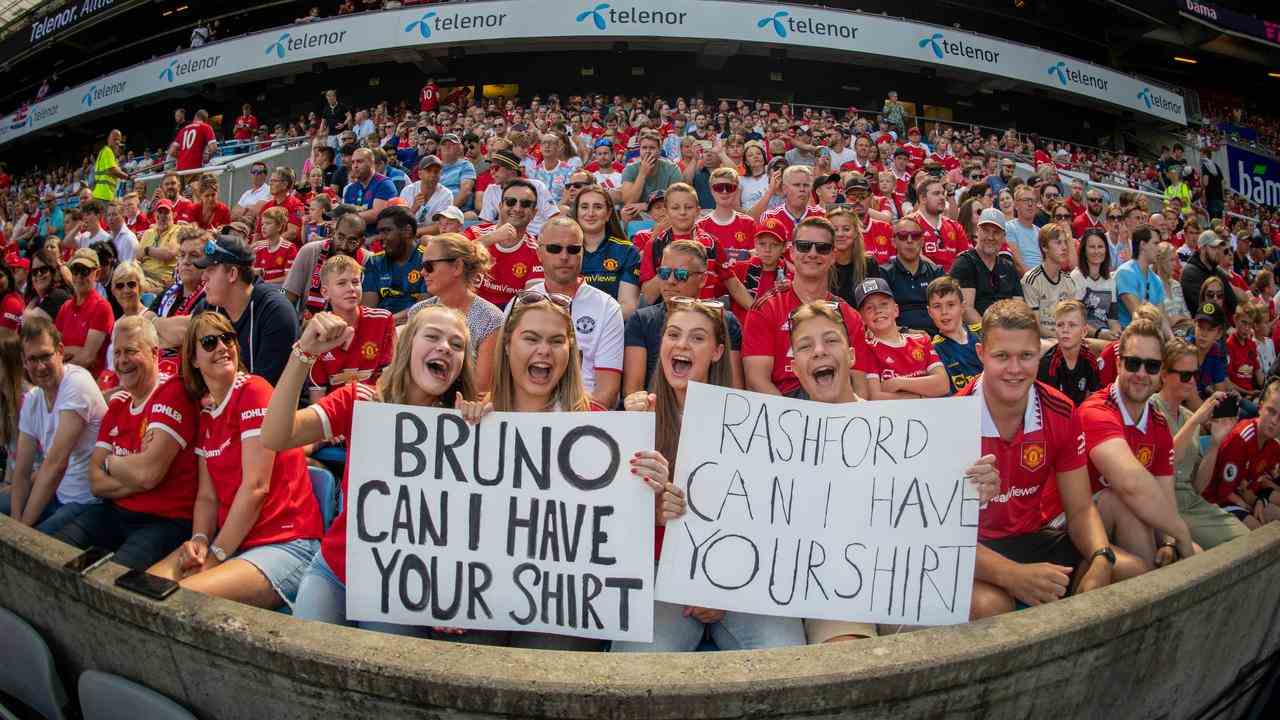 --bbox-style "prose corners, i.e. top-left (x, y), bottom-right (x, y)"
top-left (193, 234), bottom-right (254, 269)
top-left (852, 277), bottom-right (894, 308)
top-left (815, 172), bottom-right (841, 188)
top-left (892, 147), bottom-right (910, 158)
top-left (844, 175), bottom-right (870, 192)
top-left (1195, 302), bottom-right (1225, 327)
top-left (646, 190), bottom-right (666, 208)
